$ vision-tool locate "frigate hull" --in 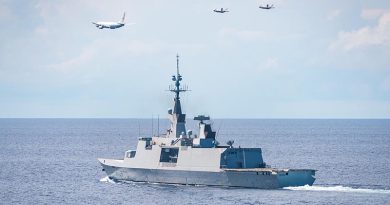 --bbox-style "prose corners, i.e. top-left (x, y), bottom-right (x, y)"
top-left (101, 163), bottom-right (315, 189)
top-left (98, 56), bottom-right (317, 189)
